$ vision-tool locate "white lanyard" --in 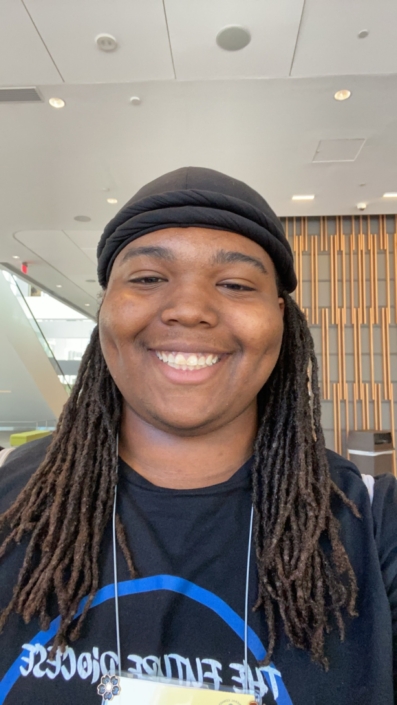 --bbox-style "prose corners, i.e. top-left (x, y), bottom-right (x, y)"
top-left (110, 478), bottom-right (255, 692)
